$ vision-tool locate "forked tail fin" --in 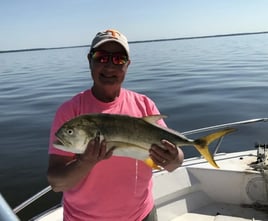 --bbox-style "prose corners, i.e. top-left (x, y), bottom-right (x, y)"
top-left (193, 128), bottom-right (236, 168)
